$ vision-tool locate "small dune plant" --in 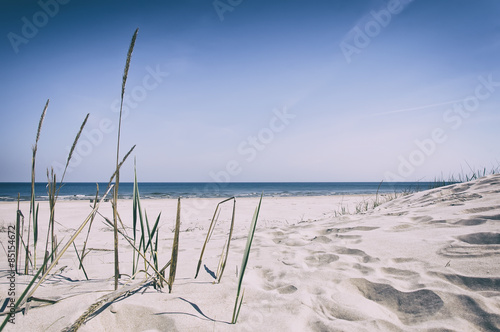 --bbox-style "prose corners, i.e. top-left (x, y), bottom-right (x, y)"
top-left (232, 194), bottom-right (263, 324)
top-left (194, 196), bottom-right (236, 283)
